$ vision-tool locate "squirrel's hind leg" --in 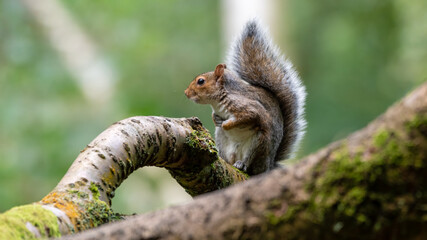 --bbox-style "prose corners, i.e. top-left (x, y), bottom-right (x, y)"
top-left (234, 132), bottom-right (271, 175)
